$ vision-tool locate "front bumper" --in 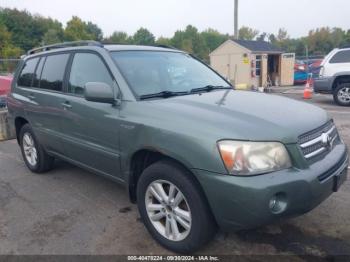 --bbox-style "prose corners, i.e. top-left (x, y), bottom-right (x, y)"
top-left (314, 77), bottom-right (334, 93)
top-left (193, 144), bottom-right (348, 232)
